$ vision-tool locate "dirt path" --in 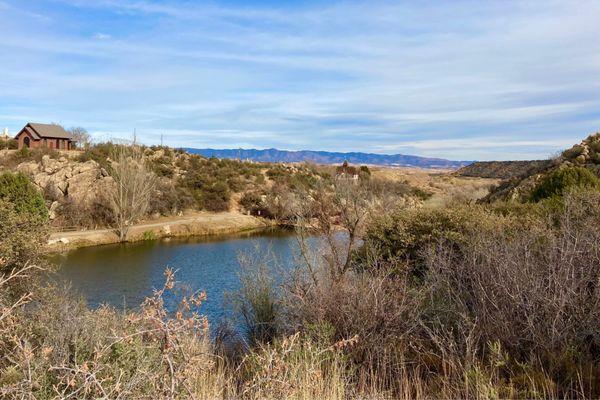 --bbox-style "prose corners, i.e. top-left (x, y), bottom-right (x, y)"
top-left (47, 212), bottom-right (274, 251)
